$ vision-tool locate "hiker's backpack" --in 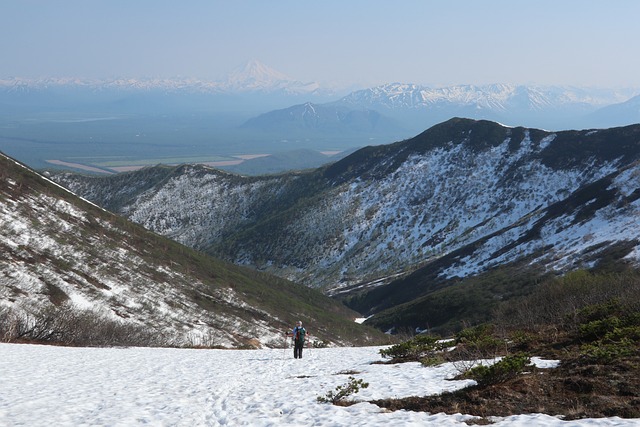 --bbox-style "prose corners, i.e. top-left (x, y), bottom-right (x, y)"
top-left (295, 327), bottom-right (306, 342)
